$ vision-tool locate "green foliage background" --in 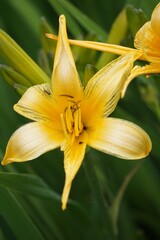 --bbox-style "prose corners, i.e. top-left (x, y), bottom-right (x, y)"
top-left (0, 0), bottom-right (160, 239)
